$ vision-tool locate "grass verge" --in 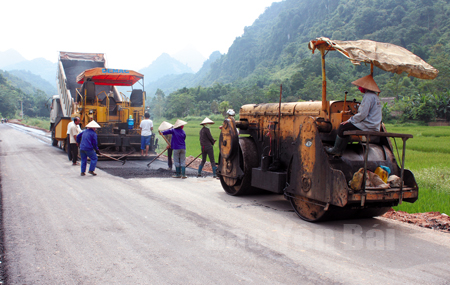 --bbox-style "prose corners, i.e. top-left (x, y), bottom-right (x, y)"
top-left (385, 124), bottom-right (450, 214)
